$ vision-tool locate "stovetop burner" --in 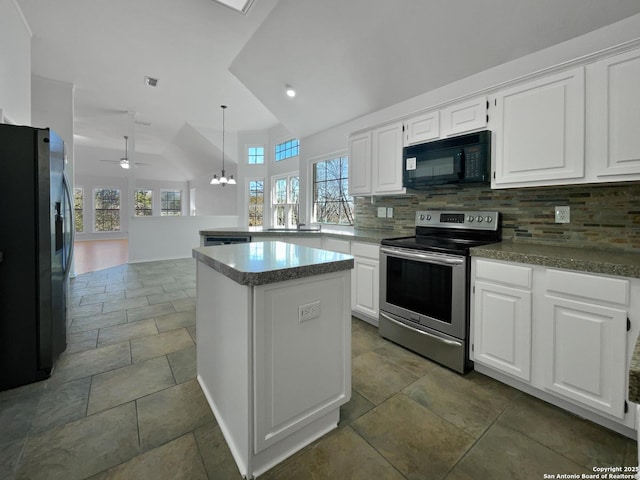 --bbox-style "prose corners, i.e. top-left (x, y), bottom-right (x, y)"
top-left (381, 210), bottom-right (501, 255)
